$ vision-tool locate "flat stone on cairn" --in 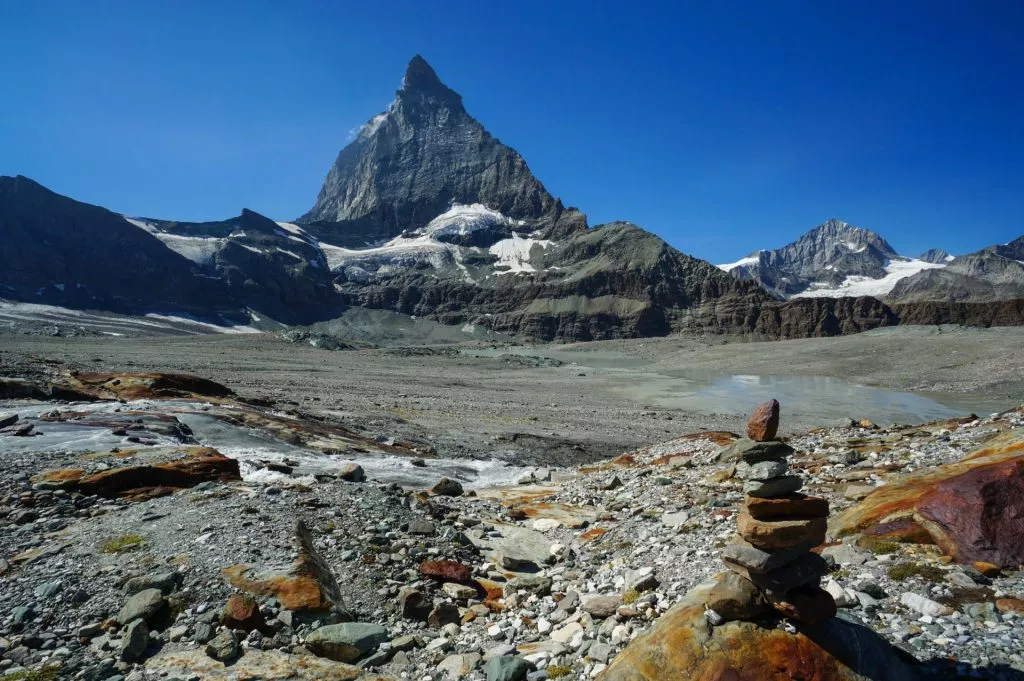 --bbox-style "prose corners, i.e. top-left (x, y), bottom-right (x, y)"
top-left (707, 399), bottom-right (836, 626)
